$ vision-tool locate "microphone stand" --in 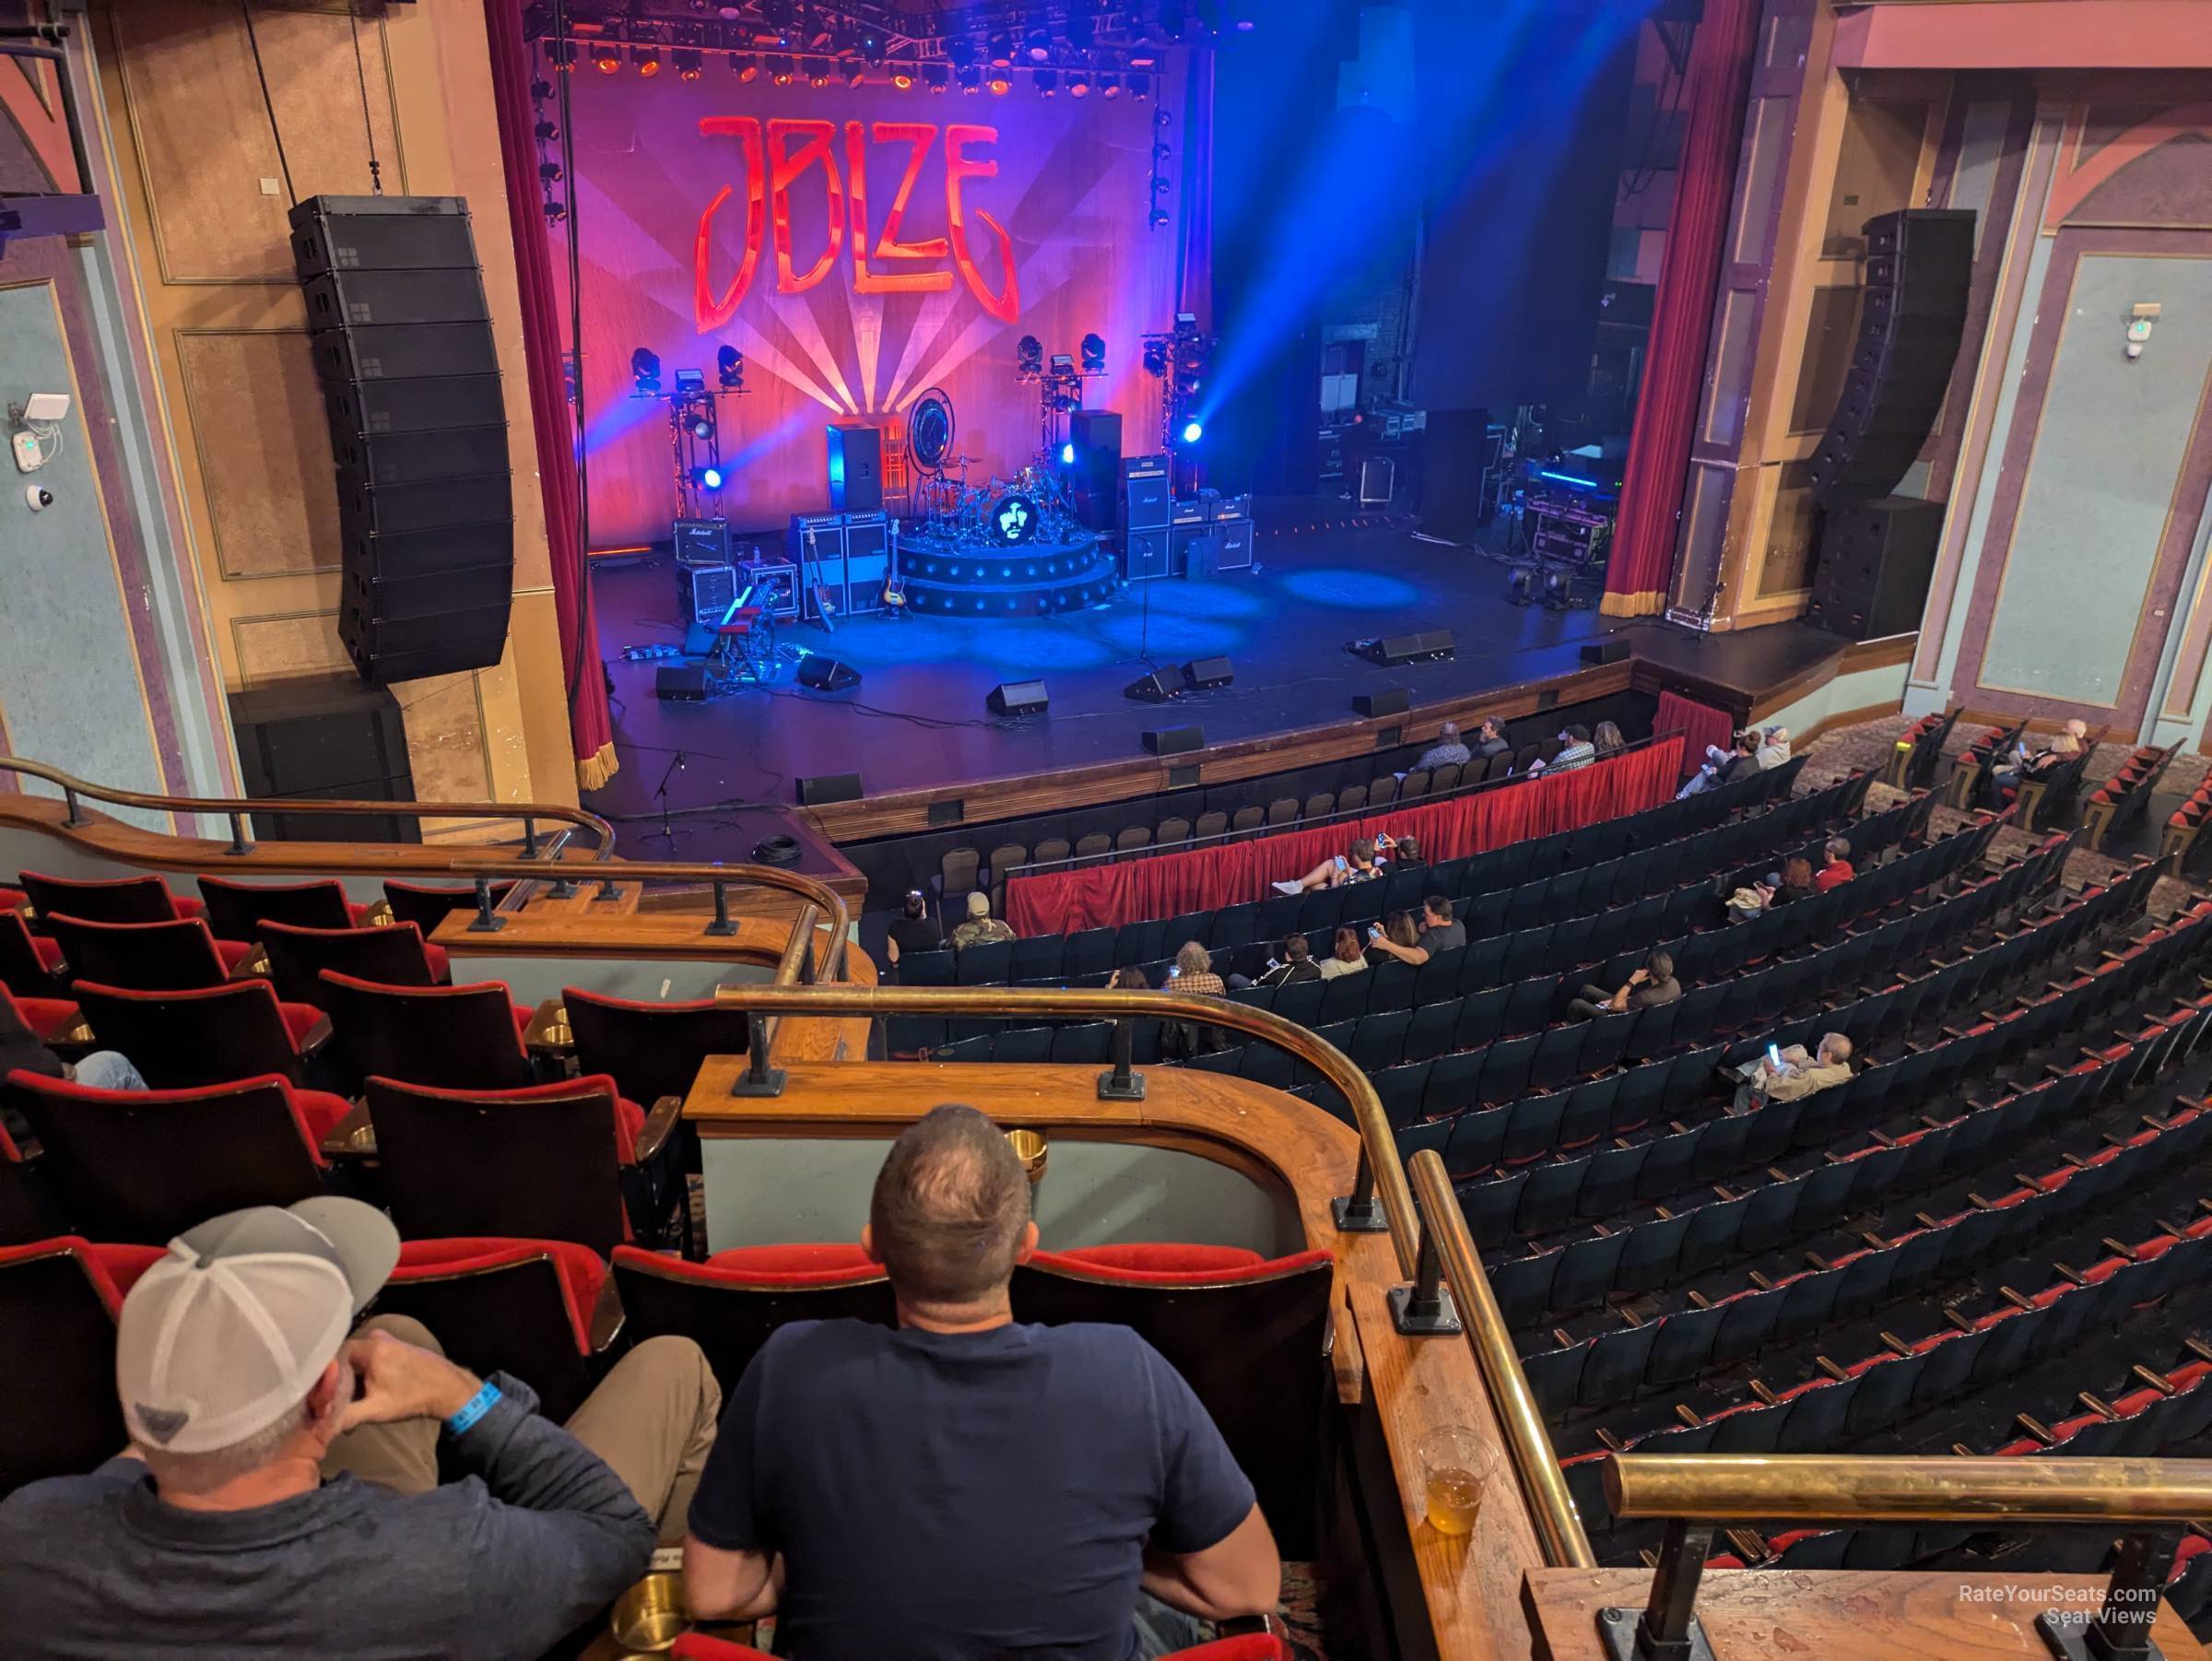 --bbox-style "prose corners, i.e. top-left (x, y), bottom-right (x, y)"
top-left (648, 750), bottom-right (687, 847)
